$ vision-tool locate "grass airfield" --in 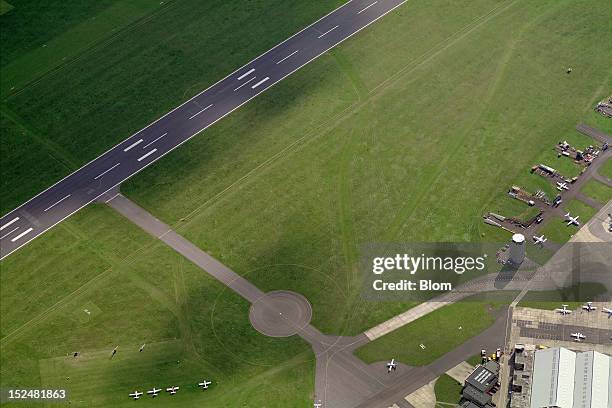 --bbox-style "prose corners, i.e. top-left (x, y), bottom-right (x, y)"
top-left (1, 0), bottom-right (612, 406)
top-left (125, 0), bottom-right (611, 334)
top-left (1, 206), bottom-right (314, 407)
top-left (0, 0), bottom-right (344, 215)
top-left (355, 300), bottom-right (503, 366)
top-left (581, 178), bottom-right (612, 204)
